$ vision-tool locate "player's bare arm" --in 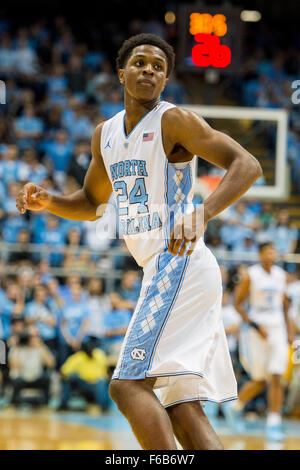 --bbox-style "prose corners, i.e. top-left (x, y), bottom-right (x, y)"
top-left (163, 107), bottom-right (263, 256)
top-left (16, 122), bottom-right (112, 221)
top-left (234, 269), bottom-right (268, 339)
